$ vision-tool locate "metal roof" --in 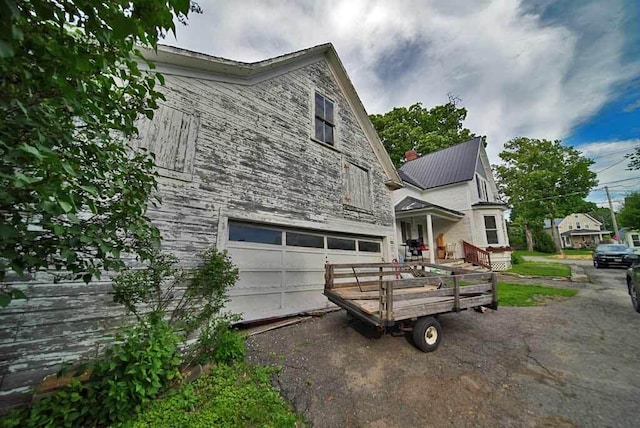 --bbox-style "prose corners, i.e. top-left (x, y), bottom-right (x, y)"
top-left (395, 196), bottom-right (464, 217)
top-left (397, 137), bottom-right (482, 190)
